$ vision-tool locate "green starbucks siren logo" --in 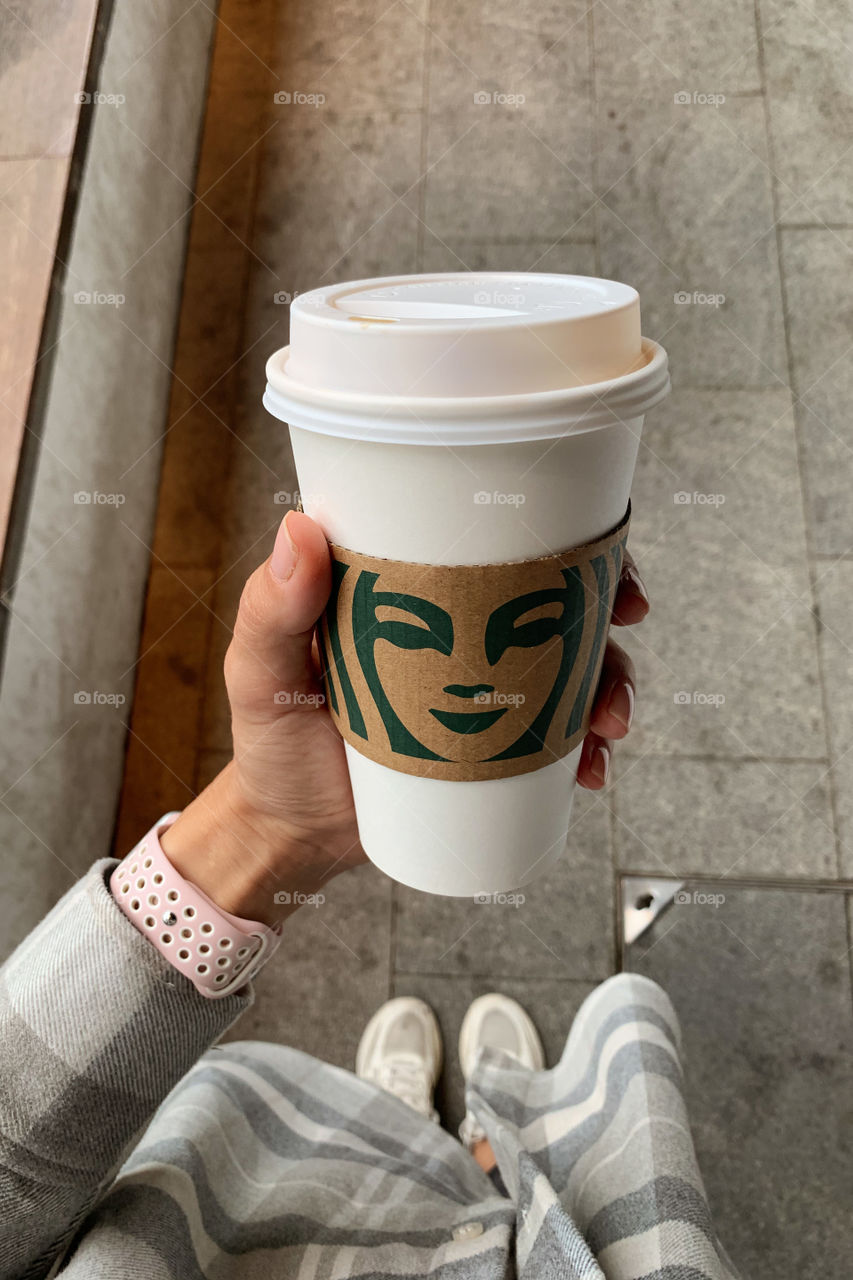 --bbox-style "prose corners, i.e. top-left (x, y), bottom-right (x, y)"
top-left (319, 508), bottom-right (629, 782)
